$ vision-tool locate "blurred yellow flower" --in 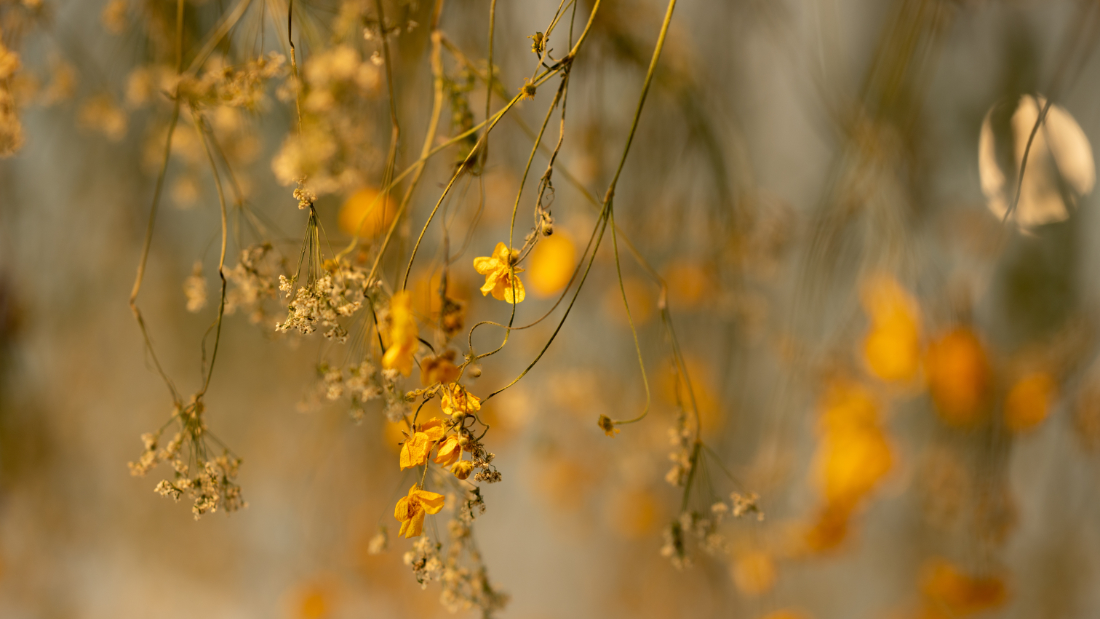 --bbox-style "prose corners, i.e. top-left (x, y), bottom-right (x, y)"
top-left (806, 379), bottom-right (893, 553)
top-left (732, 550), bottom-right (777, 597)
top-left (860, 275), bottom-right (921, 383)
top-left (817, 429), bottom-right (893, 507)
top-left (664, 260), bottom-right (710, 309)
top-left (925, 328), bottom-right (990, 427)
top-left (473, 242), bottom-right (525, 303)
top-left (338, 186), bottom-right (396, 237)
top-left (382, 291), bottom-right (418, 376)
top-left (394, 484), bottom-right (445, 538)
top-left (441, 383), bottom-right (481, 418)
top-left (1004, 371), bottom-right (1057, 433)
top-left (528, 233), bottom-right (577, 297)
